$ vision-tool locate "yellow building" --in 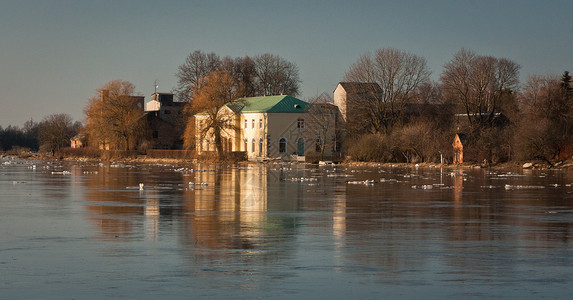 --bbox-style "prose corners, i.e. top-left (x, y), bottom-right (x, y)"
top-left (195, 95), bottom-right (338, 161)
